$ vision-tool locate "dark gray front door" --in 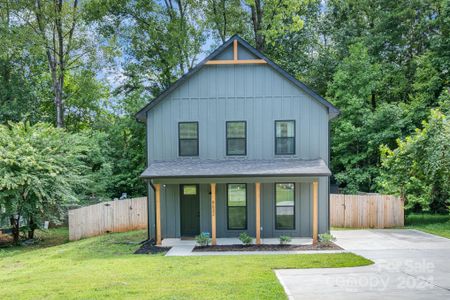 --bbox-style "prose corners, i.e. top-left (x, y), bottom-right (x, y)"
top-left (180, 184), bottom-right (200, 237)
